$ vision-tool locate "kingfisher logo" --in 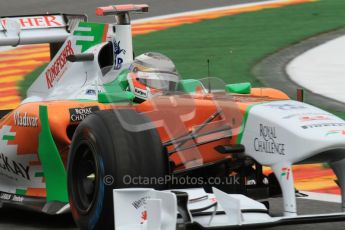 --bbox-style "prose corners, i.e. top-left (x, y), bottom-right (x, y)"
top-left (281, 167), bottom-right (291, 180)
top-left (45, 40), bottom-right (74, 89)
top-left (1, 15), bottom-right (64, 30)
